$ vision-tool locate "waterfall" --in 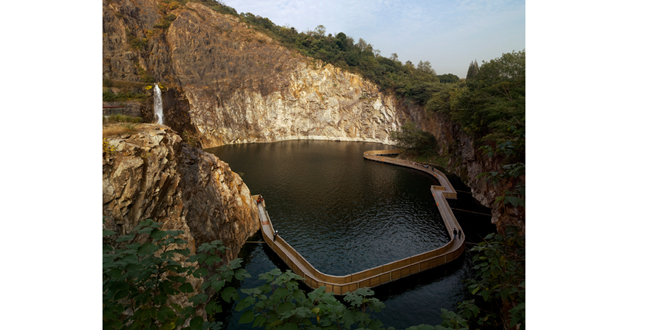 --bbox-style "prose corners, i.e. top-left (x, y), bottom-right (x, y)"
top-left (154, 83), bottom-right (163, 125)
